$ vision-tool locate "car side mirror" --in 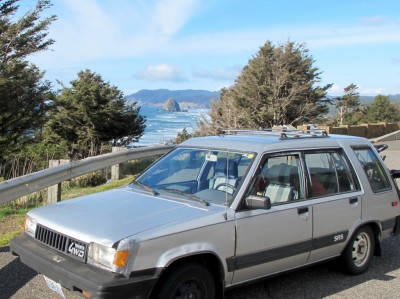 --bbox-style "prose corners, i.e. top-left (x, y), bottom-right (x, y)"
top-left (391, 169), bottom-right (400, 179)
top-left (245, 195), bottom-right (271, 210)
